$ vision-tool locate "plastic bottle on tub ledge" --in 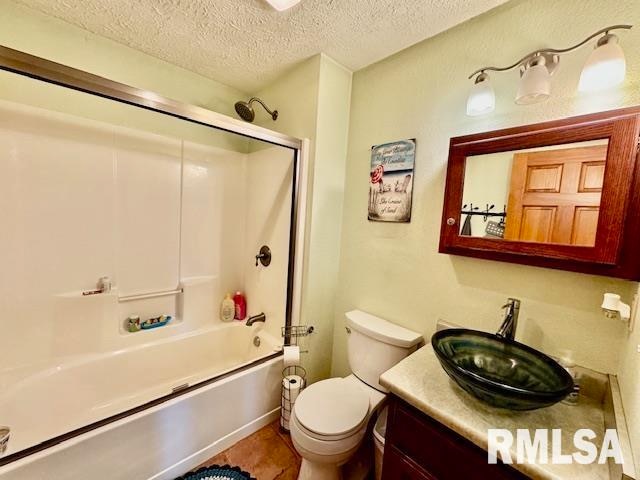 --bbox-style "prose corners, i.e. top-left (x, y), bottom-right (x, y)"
top-left (220, 293), bottom-right (235, 322)
top-left (233, 291), bottom-right (247, 320)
